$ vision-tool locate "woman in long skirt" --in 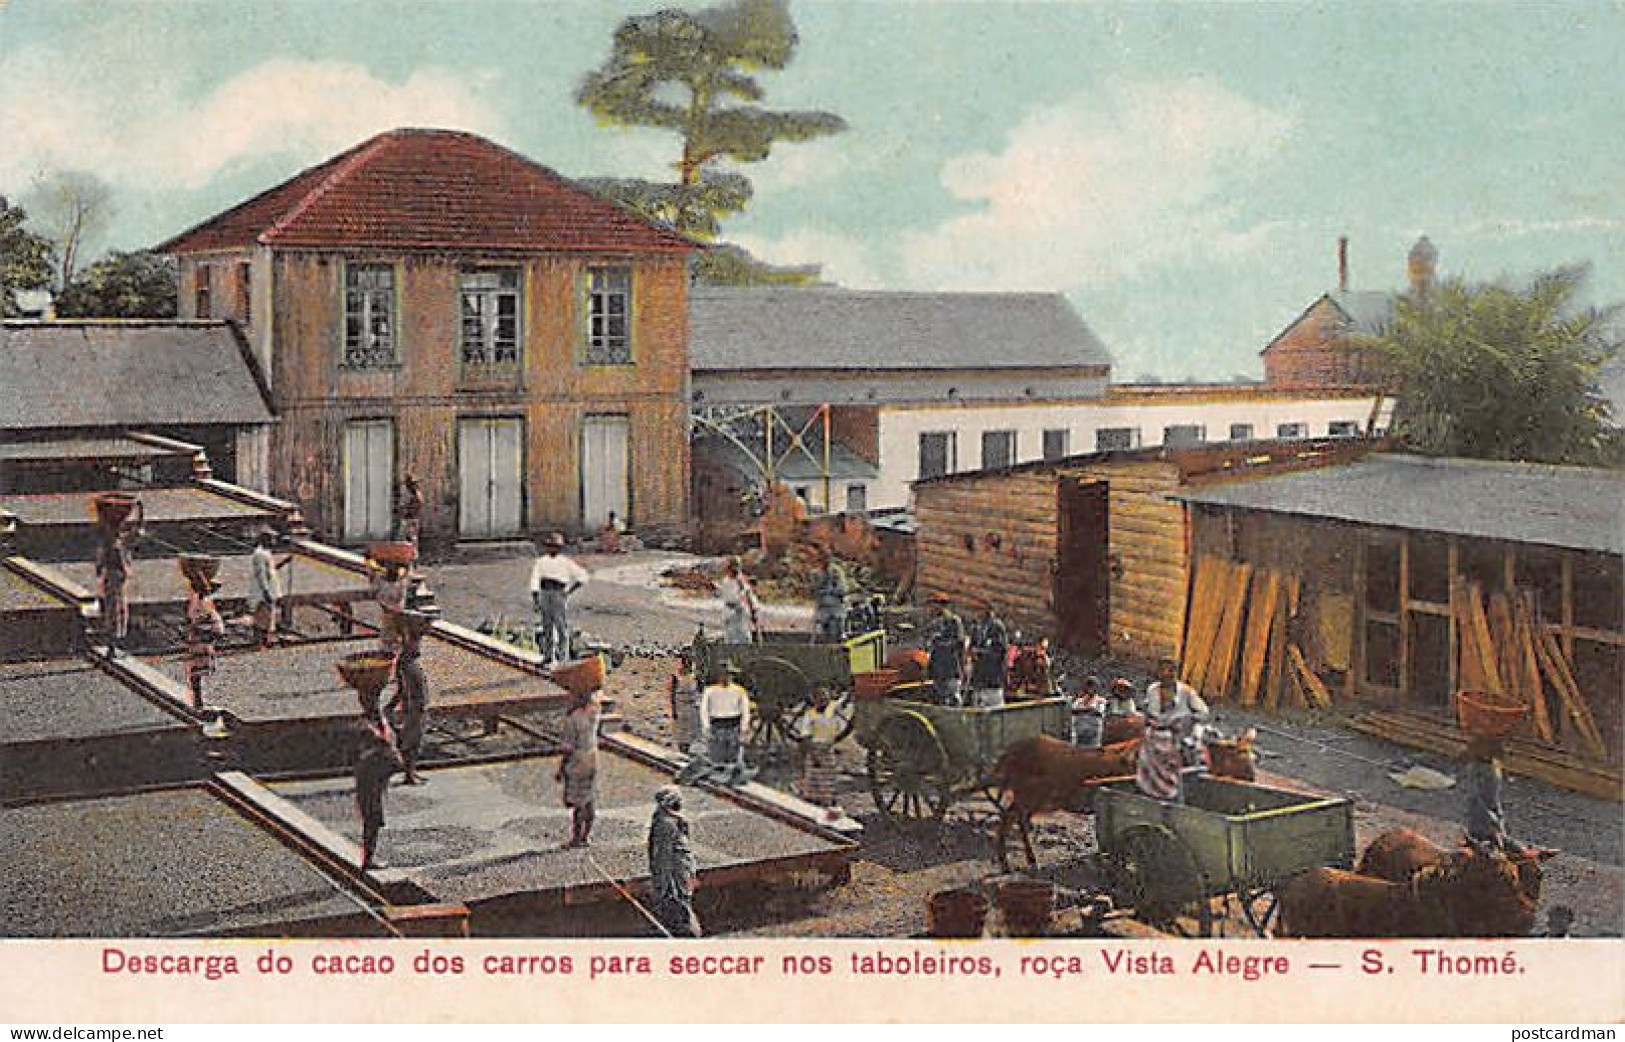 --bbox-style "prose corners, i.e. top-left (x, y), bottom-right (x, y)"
top-left (648, 786), bottom-right (701, 938)
top-left (556, 687), bottom-right (601, 848)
